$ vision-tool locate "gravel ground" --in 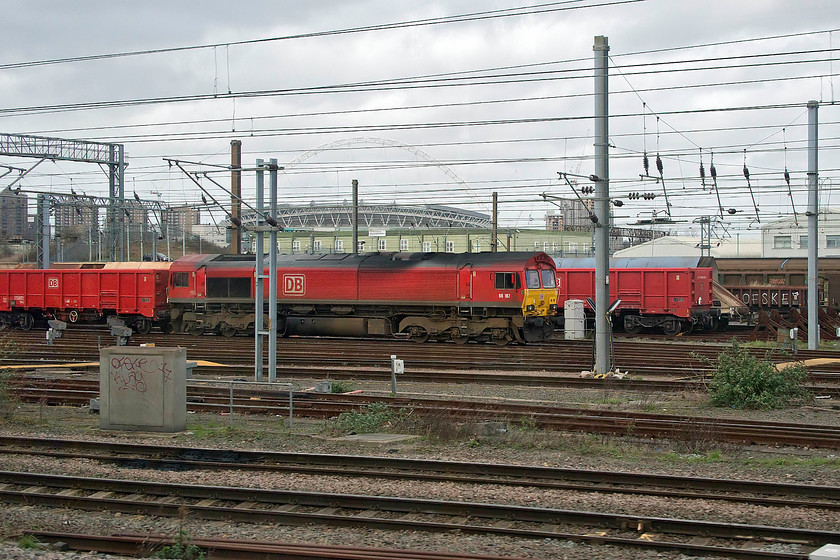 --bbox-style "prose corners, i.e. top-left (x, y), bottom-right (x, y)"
top-left (0, 374), bottom-right (837, 559)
